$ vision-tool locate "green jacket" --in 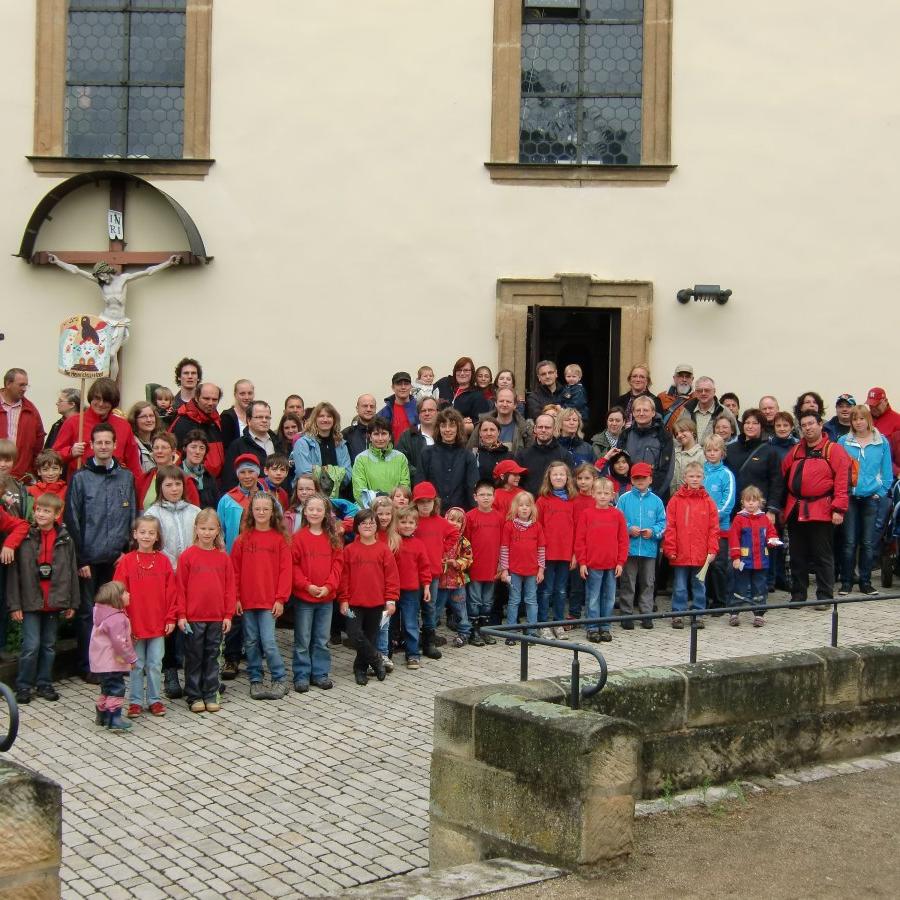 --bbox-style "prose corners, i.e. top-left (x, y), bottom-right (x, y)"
top-left (351, 445), bottom-right (410, 506)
